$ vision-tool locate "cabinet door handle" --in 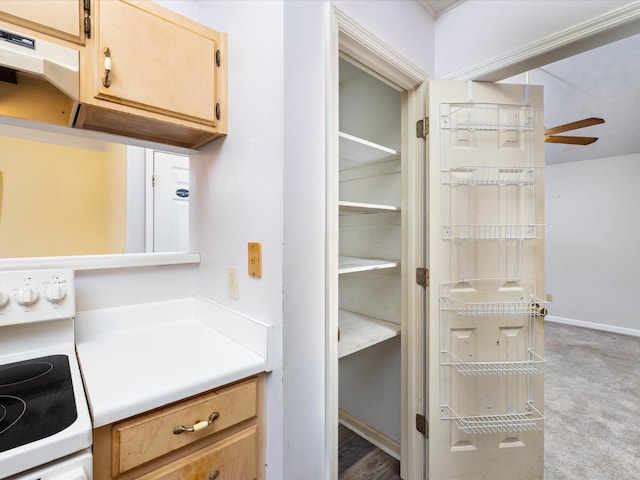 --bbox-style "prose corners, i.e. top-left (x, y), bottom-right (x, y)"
top-left (209, 471), bottom-right (220, 480)
top-left (173, 412), bottom-right (219, 434)
top-left (103, 47), bottom-right (112, 88)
